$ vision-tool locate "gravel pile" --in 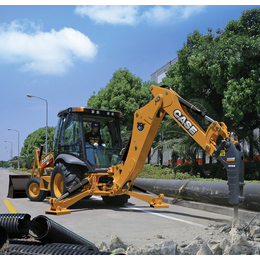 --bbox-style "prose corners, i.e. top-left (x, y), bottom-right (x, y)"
top-left (98, 217), bottom-right (260, 255)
